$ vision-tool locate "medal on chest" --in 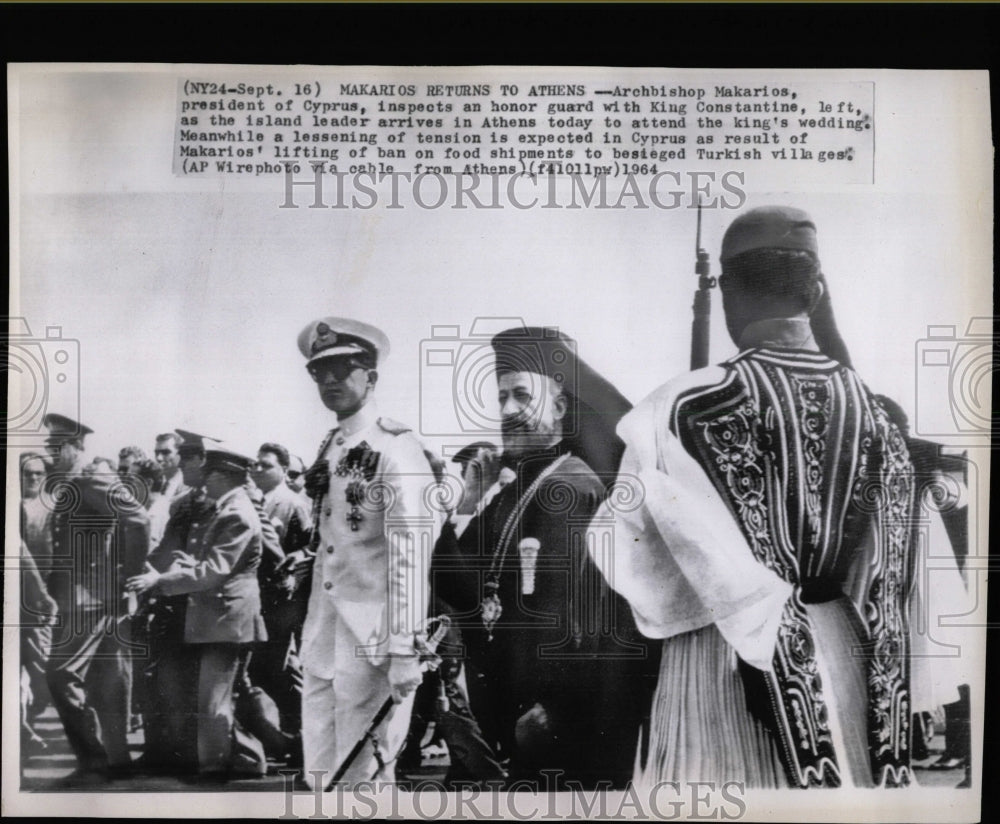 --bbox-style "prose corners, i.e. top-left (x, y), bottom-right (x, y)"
top-left (334, 441), bottom-right (380, 531)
